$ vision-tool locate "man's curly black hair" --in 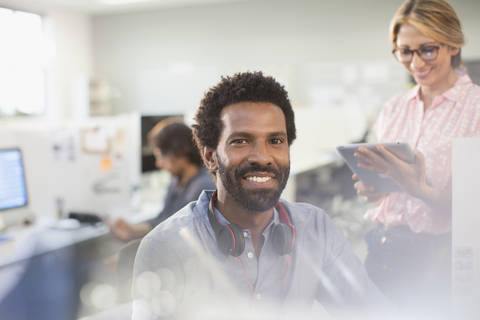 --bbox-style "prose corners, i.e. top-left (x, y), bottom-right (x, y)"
top-left (192, 71), bottom-right (296, 152)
